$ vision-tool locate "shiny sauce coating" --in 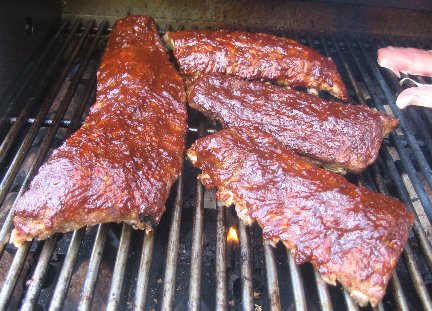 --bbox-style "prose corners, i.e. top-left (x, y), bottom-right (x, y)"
top-left (164, 30), bottom-right (349, 100)
top-left (12, 16), bottom-right (187, 246)
top-left (187, 74), bottom-right (398, 173)
top-left (188, 127), bottom-right (413, 307)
